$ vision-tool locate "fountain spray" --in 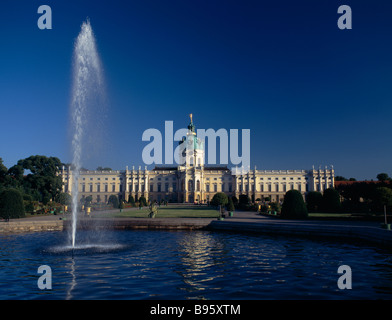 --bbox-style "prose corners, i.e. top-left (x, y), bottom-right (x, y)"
top-left (70, 19), bottom-right (104, 248)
